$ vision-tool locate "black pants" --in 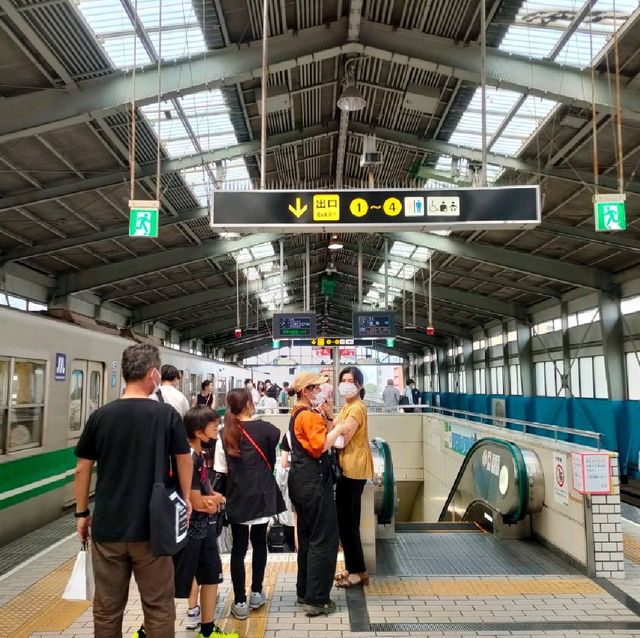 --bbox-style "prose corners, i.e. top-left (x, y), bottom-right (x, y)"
top-left (230, 523), bottom-right (268, 604)
top-left (335, 477), bottom-right (367, 574)
top-left (290, 475), bottom-right (338, 605)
